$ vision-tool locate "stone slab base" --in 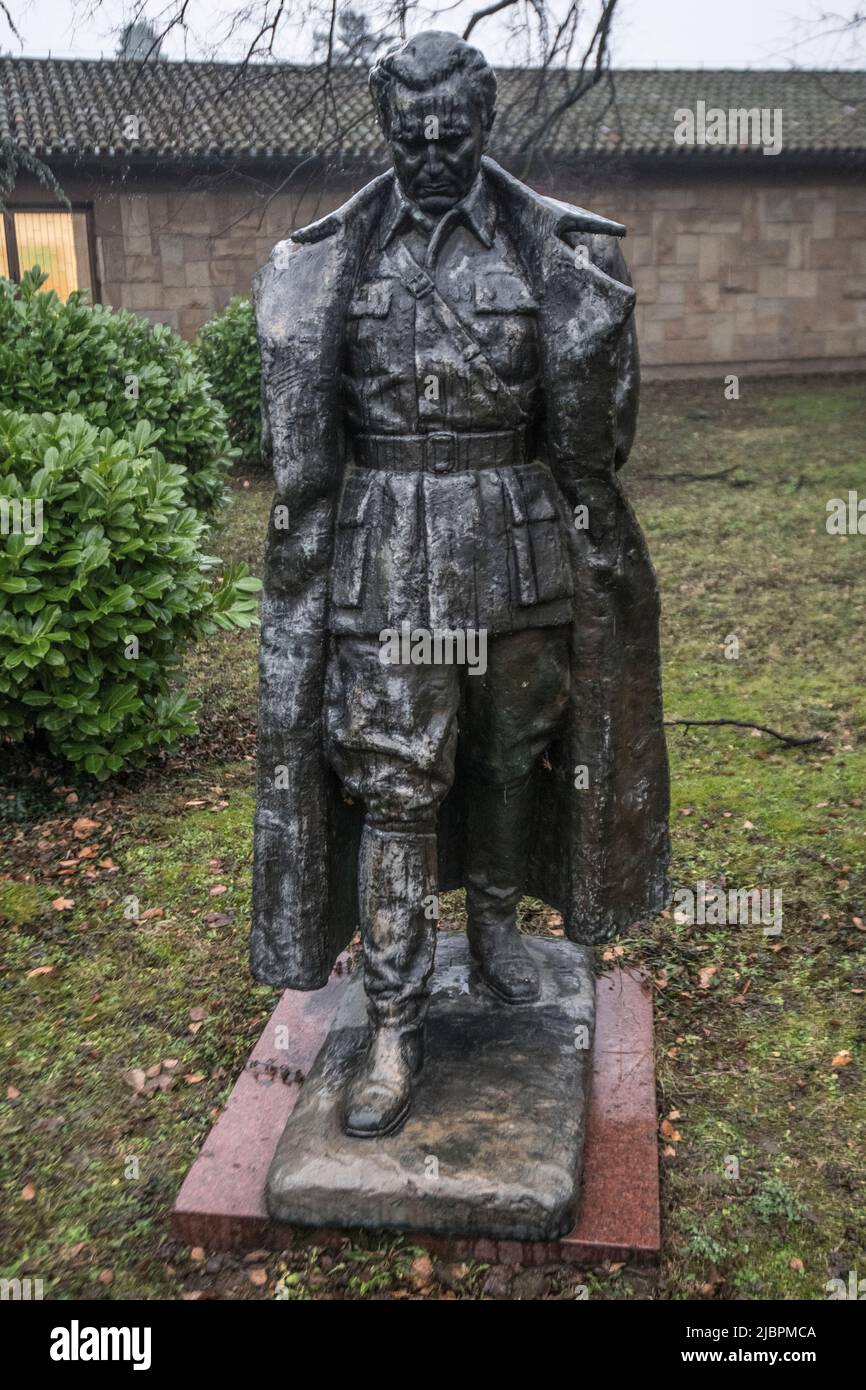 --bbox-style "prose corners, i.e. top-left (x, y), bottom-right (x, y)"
top-left (266, 935), bottom-right (595, 1241)
top-left (172, 939), bottom-right (659, 1264)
